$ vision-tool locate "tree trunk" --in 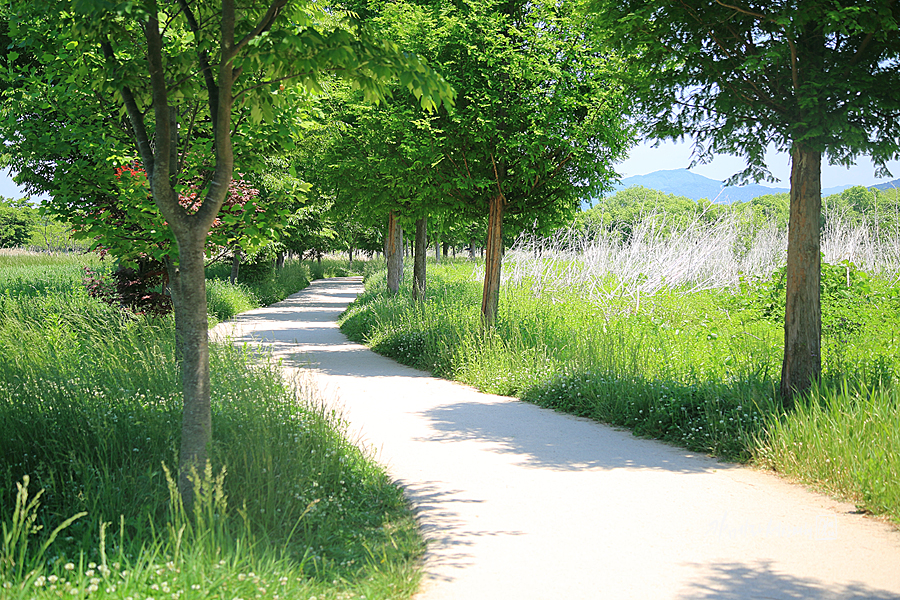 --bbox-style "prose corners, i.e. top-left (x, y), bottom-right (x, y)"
top-left (348, 247), bottom-right (354, 265)
top-left (468, 240), bottom-right (476, 260)
top-left (413, 216), bottom-right (427, 301)
top-left (275, 251), bottom-right (285, 269)
top-left (229, 248), bottom-right (241, 284)
top-left (434, 236), bottom-right (441, 264)
top-left (443, 242), bottom-right (449, 259)
top-left (781, 145), bottom-right (822, 403)
top-left (481, 193), bottom-right (505, 328)
top-left (168, 235), bottom-right (212, 510)
top-left (386, 211), bottom-right (403, 294)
